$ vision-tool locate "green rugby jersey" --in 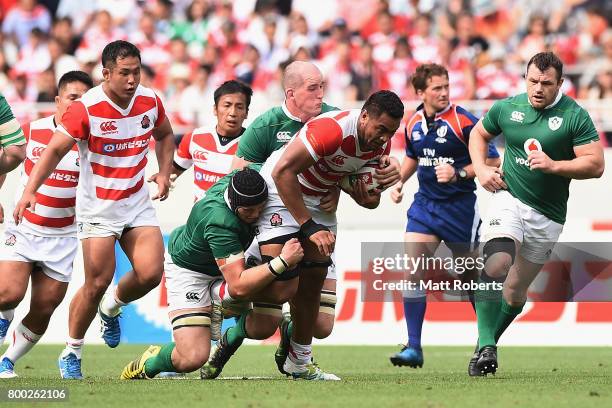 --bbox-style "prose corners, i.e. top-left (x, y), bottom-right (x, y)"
top-left (0, 94), bottom-right (25, 148)
top-left (167, 165), bottom-right (262, 275)
top-left (236, 102), bottom-right (338, 163)
top-left (482, 93), bottom-right (599, 224)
